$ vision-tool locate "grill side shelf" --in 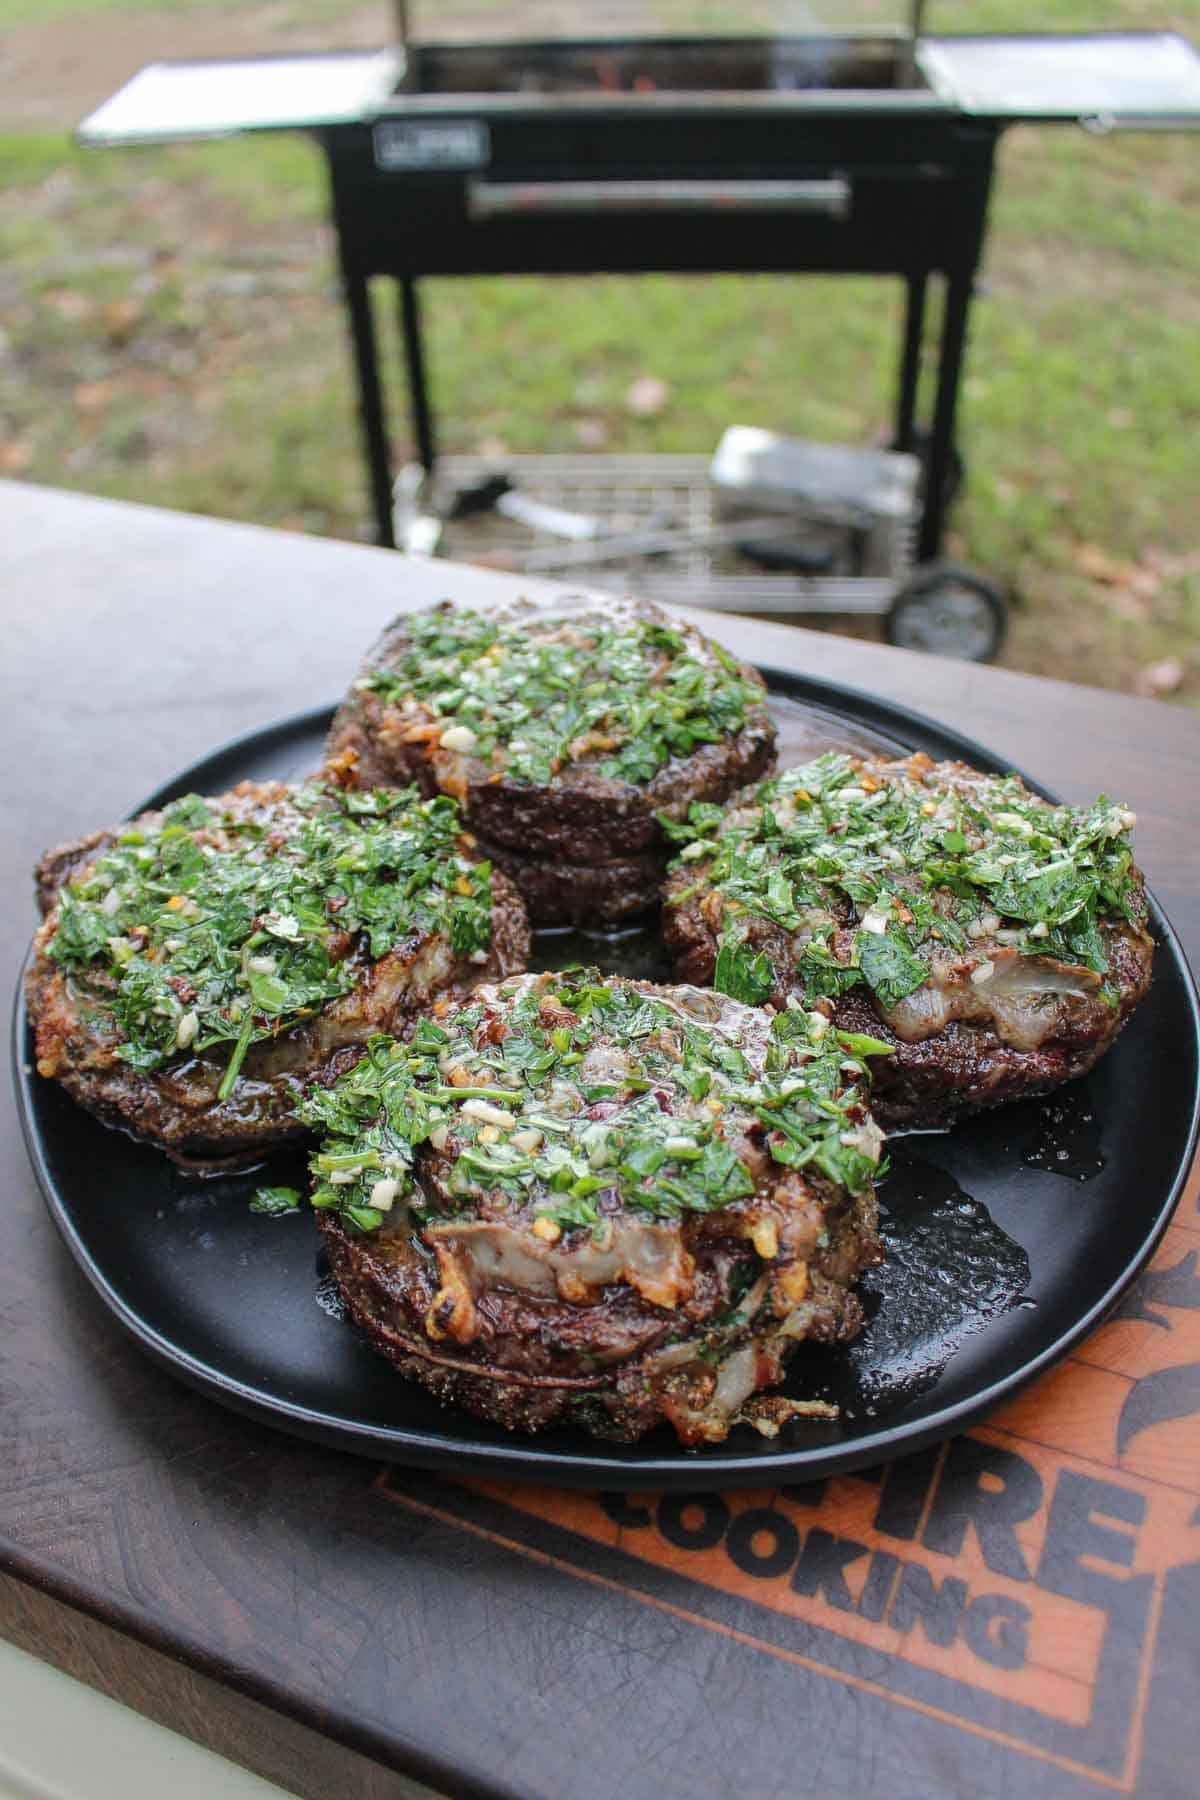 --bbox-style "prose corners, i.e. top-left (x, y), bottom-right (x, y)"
top-left (75, 51), bottom-right (402, 148)
top-left (919, 32), bottom-right (1200, 125)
